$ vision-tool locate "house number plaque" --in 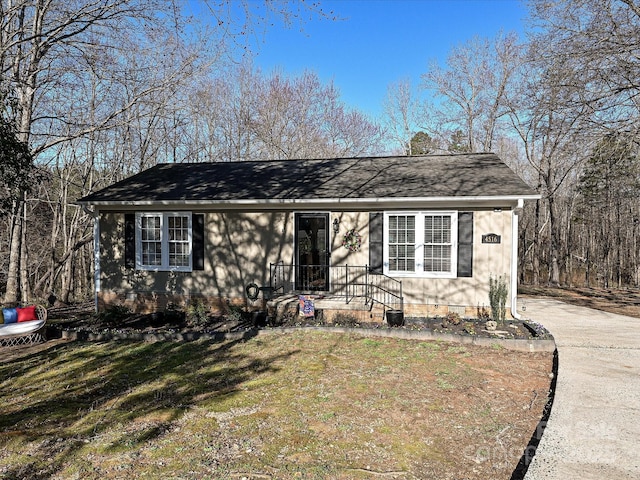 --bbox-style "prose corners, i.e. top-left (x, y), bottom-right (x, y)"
top-left (482, 233), bottom-right (501, 244)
